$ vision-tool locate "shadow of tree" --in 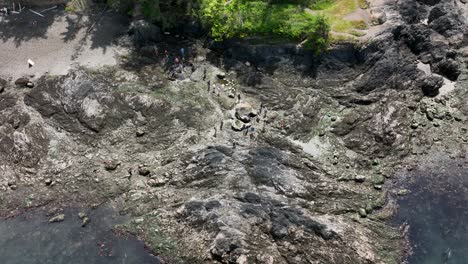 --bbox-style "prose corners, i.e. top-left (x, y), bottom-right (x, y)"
top-left (0, 7), bottom-right (61, 47)
top-left (88, 9), bottom-right (129, 51)
top-left (0, 4), bottom-right (129, 53)
top-left (62, 14), bottom-right (85, 43)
